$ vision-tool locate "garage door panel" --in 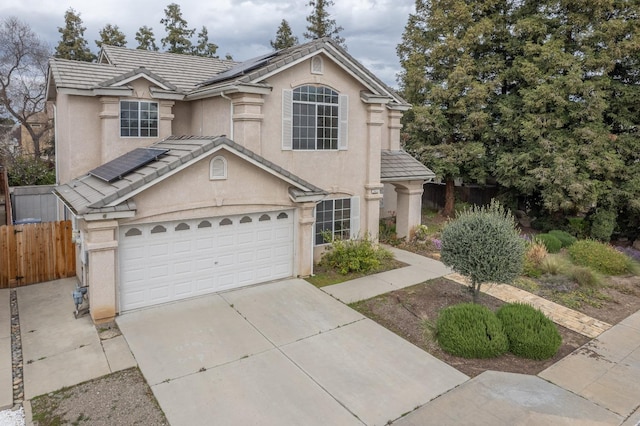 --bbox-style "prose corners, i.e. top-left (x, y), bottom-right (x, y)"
top-left (120, 210), bottom-right (294, 311)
